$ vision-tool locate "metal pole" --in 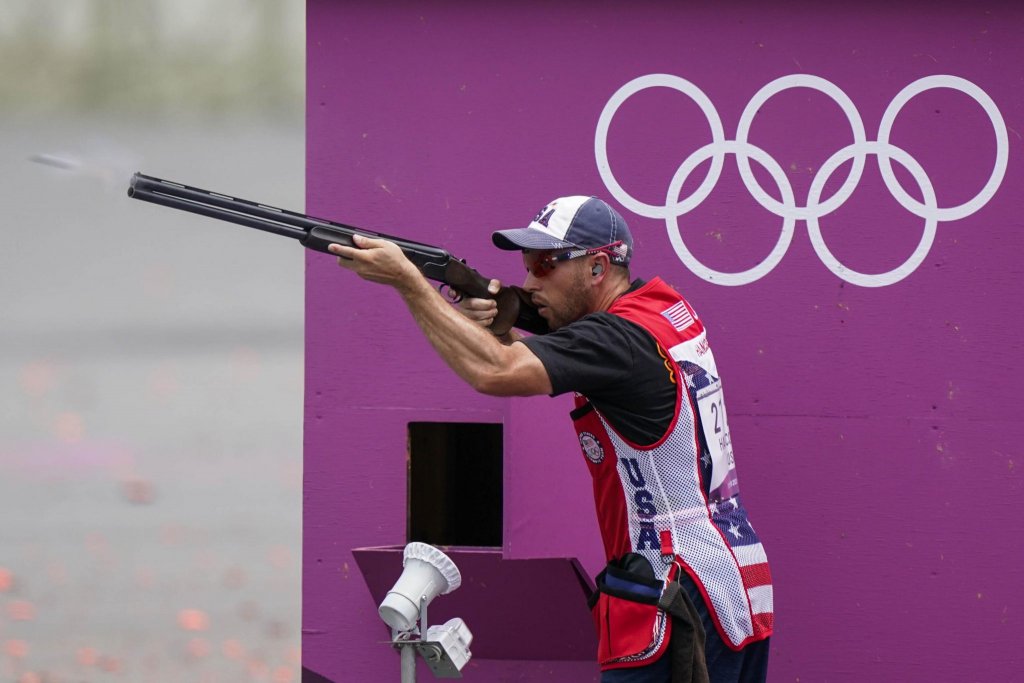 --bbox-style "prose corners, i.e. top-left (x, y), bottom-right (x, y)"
top-left (398, 596), bottom-right (429, 683)
top-left (400, 642), bottom-right (417, 683)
